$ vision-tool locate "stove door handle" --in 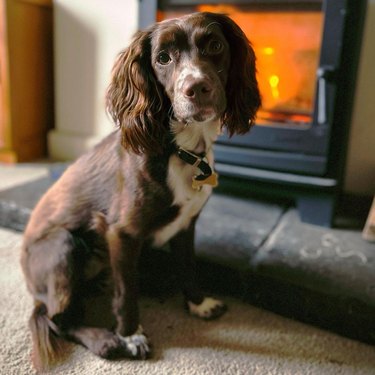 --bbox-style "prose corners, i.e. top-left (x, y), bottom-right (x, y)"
top-left (317, 65), bottom-right (336, 125)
